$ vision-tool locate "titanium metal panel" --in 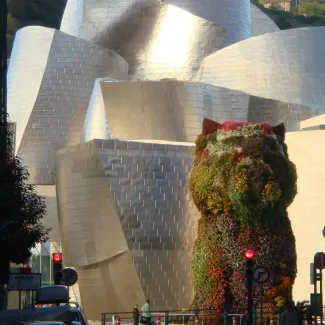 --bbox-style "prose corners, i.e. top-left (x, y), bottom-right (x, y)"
top-left (250, 3), bottom-right (279, 36)
top-left (162, 0), bottom-right (252, 47)
top-left (81, 78), bottom-right (116, 143)
top-left (247, 96), bottom-right (312, 131)
top-left (35, 185), bottom-right (61, 243)
top-left (98, 80), bottom-right (250, 142)
top-left (8, 27), bottom-right (128, 185)
top-left (83, 79), bottom-right (311, 143)
top-left (7, 27), bottom-right (55, 152)
top-left (76, 252), bottom-right (145, 320)
top-left (55, 139), bottom-right (199, 316)
top-left (61, 0), bottom-right (251, 50)
top-left (55, 141), bottom-right (130, 267)
top-left (197, 27), bottom-right (325, 113)
top-left (61, 0), bottom-right (226, 80)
